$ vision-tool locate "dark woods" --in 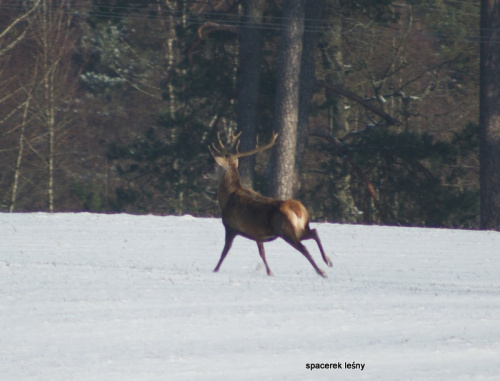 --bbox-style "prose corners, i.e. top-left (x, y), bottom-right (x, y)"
top-left (0, 1), bottom-right (480, 228)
